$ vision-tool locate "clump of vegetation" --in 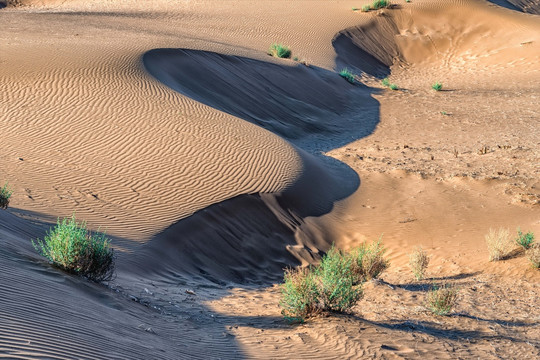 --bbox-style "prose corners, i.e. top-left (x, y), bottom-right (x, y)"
top-left (371, 0), bottom-right (390, 10)
top-left (432, 82), bottom-right (443, 91)
top-left (409, 246), bottom-right (430, 280)
top-left (362, 0), bottom-right (390, 11)
top-left (268, 43), bottom-right (292, 59)
top-left (339, 68), bottom-right (356, 84)
top-left (527, 244), bottom-right (540, 269)
top-left (280, 241), bottom-right (389, 322)
top-left (426, 284), bottom-right (458, 316)
top-left (381, 77), bottom-right (398, 90)
top-left (350, 239), bottom-right (390, 281)
top-left (485, 228), bottom-right (515, 261)
top-left (515, 228), bottom-right (534, 250)
top-left (0, 182), bottom-right (13, 209)
top-left (32, 215), bottom-right (115, 282)
top-left (316, 247), bottom-right (363, 312)
top-left (279, 267), bottom-right (320, 322)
